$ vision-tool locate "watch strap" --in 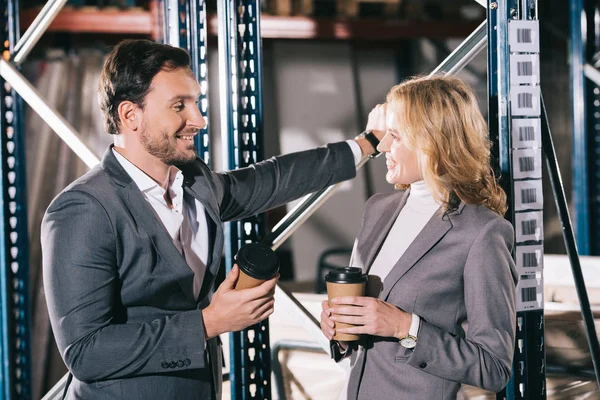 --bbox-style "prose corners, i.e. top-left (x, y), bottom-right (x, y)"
top-left (409, 313), bottom-right (421, 338)
top-left (357, 130), bottom-right (380, 157)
